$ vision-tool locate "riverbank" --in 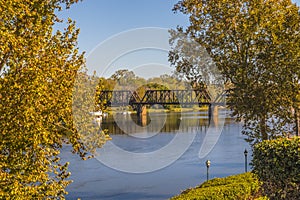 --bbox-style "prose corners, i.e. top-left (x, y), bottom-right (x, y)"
top-left (170, 173), bottom-right (267, 200)
top-left (104, 106), bottom-right (210, 115)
